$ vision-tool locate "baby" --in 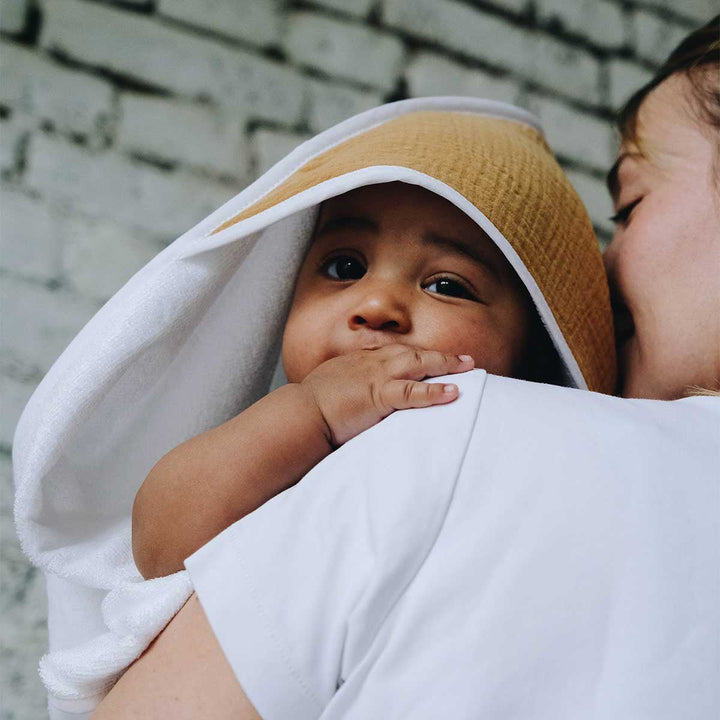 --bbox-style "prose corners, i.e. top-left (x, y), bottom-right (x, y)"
top-left (14, 97), bottom-right (616, 711)
top-left (132, 180), bottom-right (553, 578)
top-left (130, 100), bottom-right (617, 581)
